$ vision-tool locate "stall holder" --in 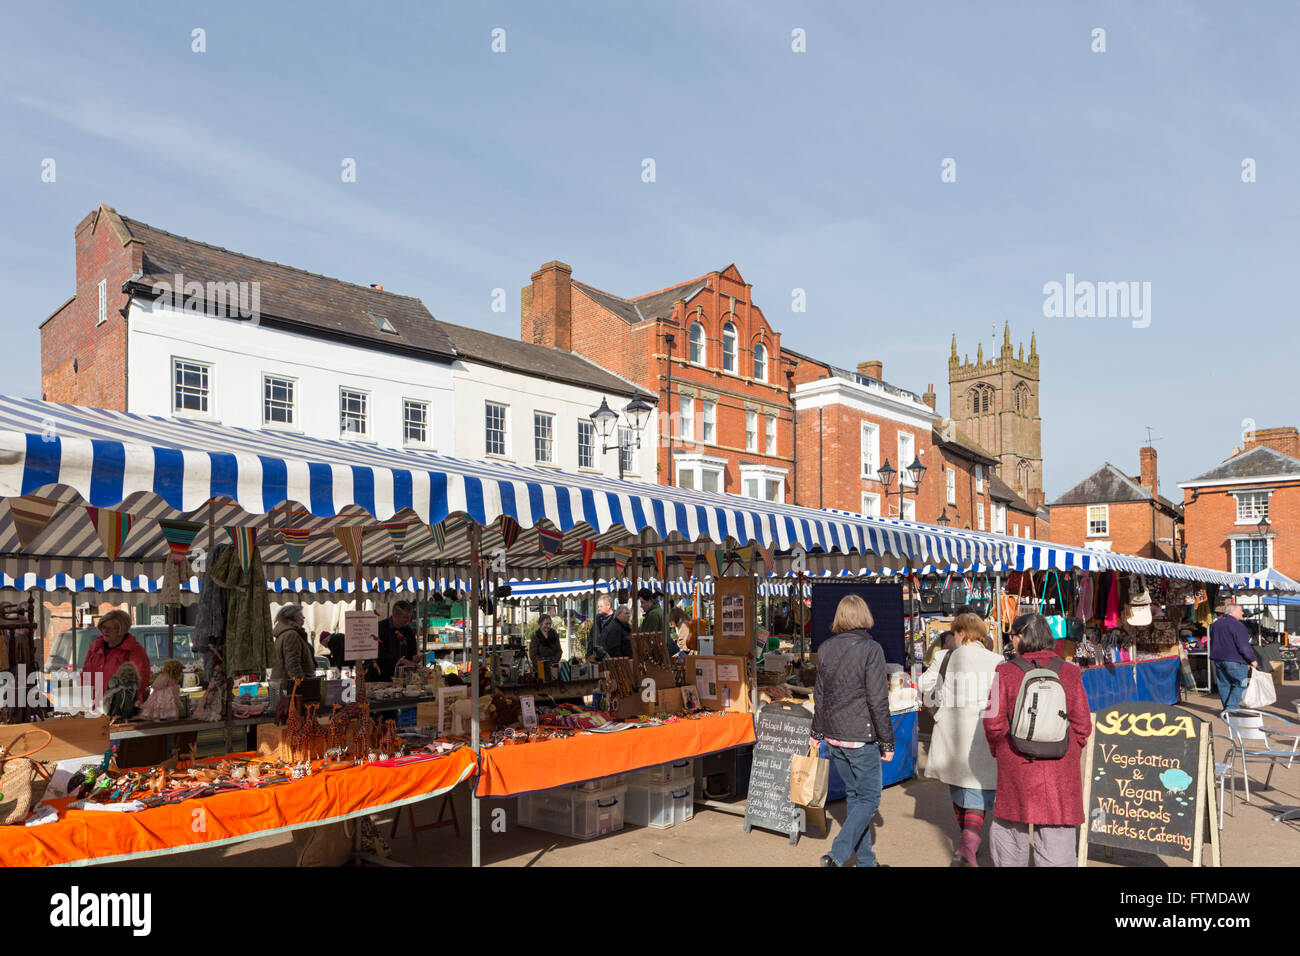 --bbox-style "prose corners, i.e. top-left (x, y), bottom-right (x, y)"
top-left (0, 747), bottom-right (476, 867)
